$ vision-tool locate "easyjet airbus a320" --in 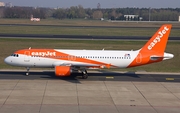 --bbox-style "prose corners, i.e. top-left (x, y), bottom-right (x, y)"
top-left (4, 24), bottom-right (174, 79)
